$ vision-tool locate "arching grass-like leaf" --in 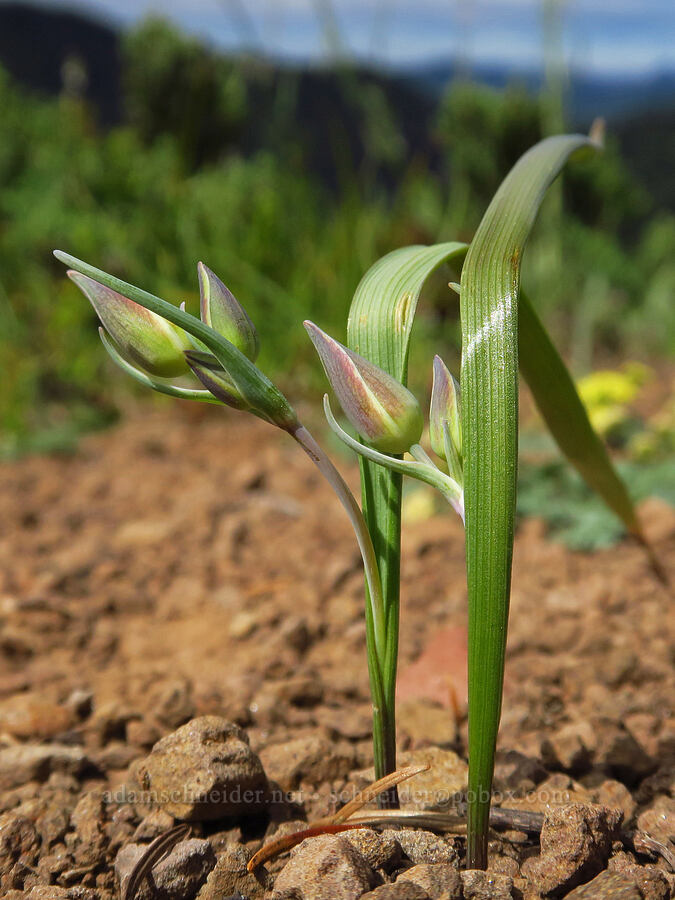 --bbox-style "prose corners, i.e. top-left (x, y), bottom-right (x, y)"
top-left (459, 135), bottom-right (599, 868)
top-left (519, 289), bottom-right (641, 536)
